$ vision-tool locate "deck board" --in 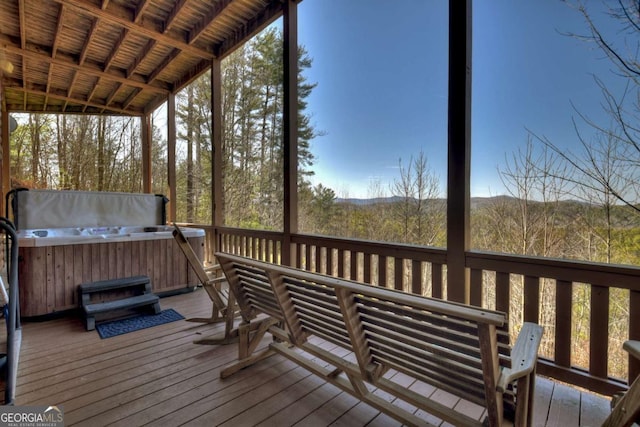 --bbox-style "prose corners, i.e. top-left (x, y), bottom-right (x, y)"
top-left (5, 288), bottom-right (612, 427)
